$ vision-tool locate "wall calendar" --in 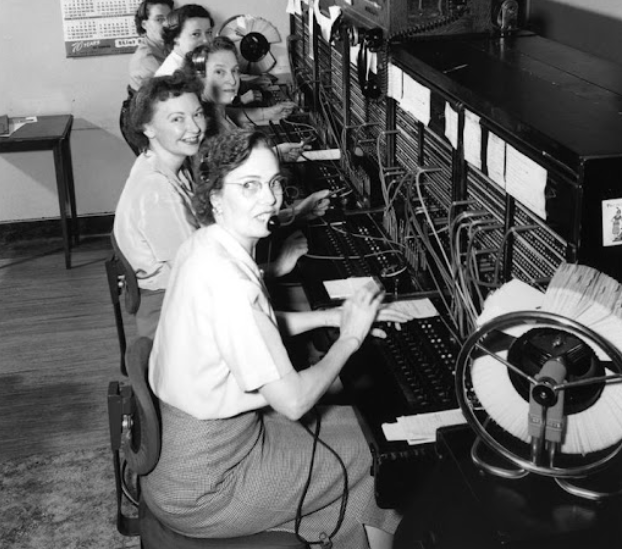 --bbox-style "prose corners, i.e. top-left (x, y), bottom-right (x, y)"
top-left (61, 0), bottom-right (142, 57)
